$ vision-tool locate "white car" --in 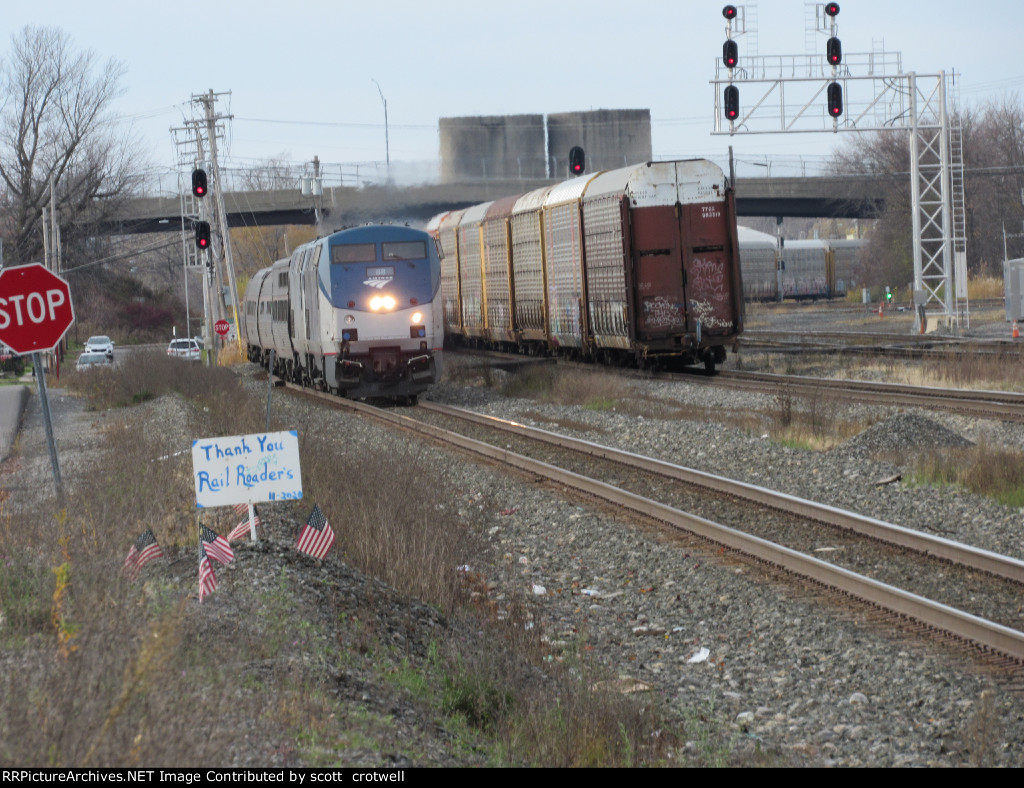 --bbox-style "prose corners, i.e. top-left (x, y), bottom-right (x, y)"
top-left (167, 338), bottom-right (202, 361)
top-left (84, 335), bottom-right (114, 358)
top-left (76, 352), bottom-right (113, 371)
